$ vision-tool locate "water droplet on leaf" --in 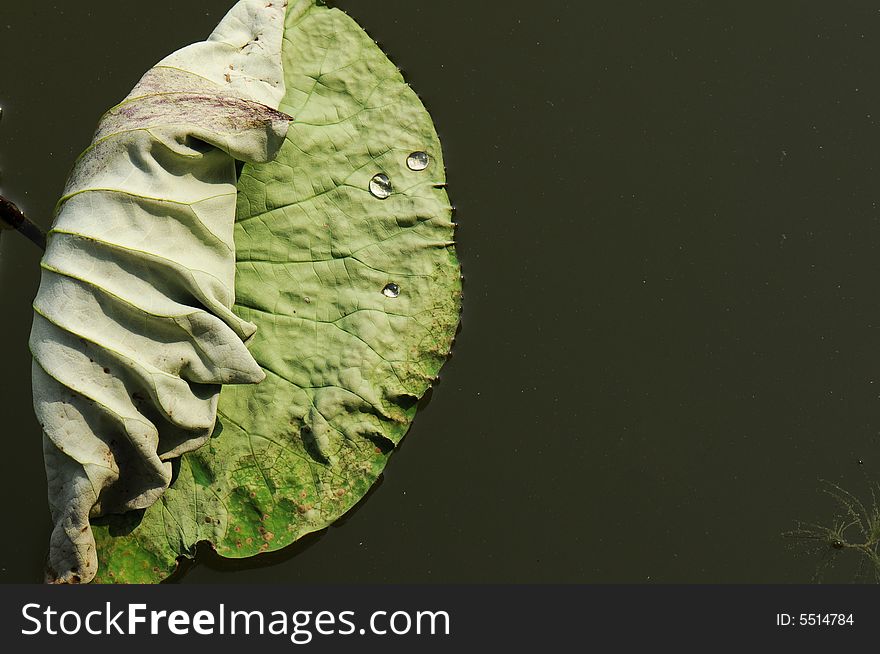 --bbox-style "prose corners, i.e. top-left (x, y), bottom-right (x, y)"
top-left (382, 283), bottom-right (400, 298)
top-left (406, 151), bottom-right (430, 171)
top-left (369, 173), bottom-right (392, 199)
